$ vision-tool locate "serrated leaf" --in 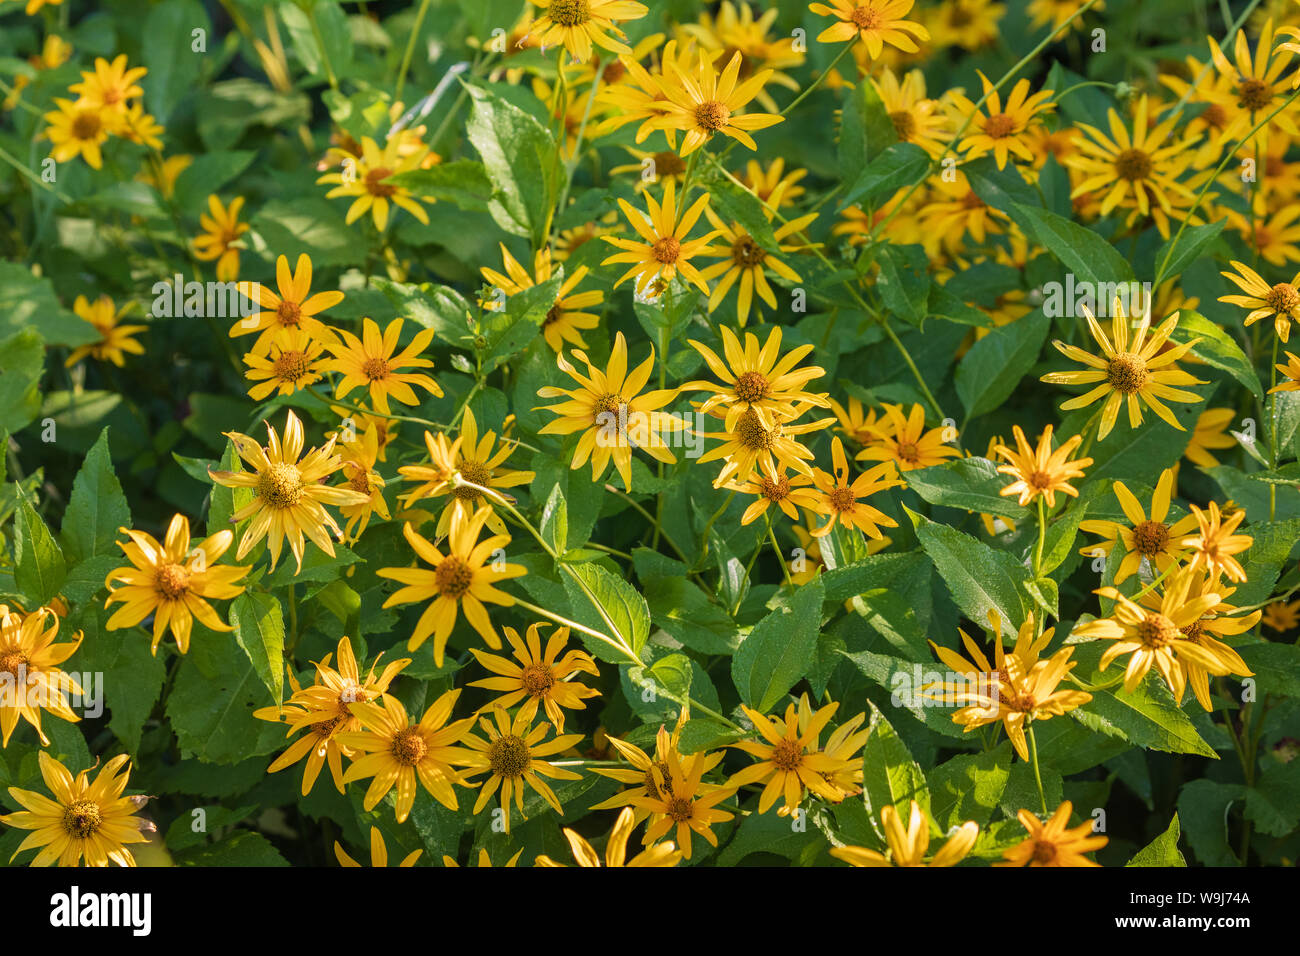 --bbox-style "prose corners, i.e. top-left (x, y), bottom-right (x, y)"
top-left (731, 577), bottom-right (823, 712)
top-left (229, 591), bottom-right (286, 705)
top-left (61, 427), bottom-right (130, 563)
